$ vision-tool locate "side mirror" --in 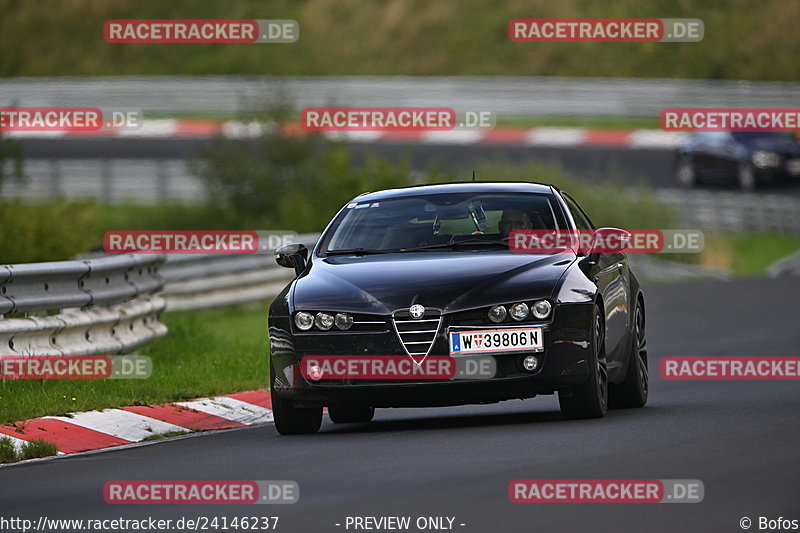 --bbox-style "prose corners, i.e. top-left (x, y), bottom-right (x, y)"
top-left (275, 243), bottom-right (308, 276)
top-left (589, 227), bottom-right (631, 259)
top-left (580, 228), bottom-right (631, 268)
